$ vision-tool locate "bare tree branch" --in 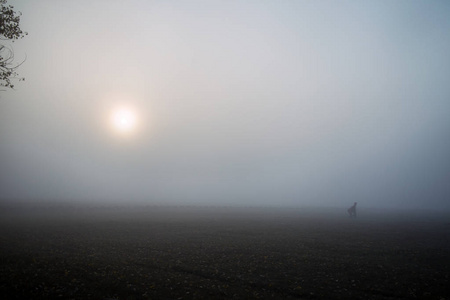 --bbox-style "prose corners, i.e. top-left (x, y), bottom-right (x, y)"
top-left (0, 0), bottom-right (27, 90)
